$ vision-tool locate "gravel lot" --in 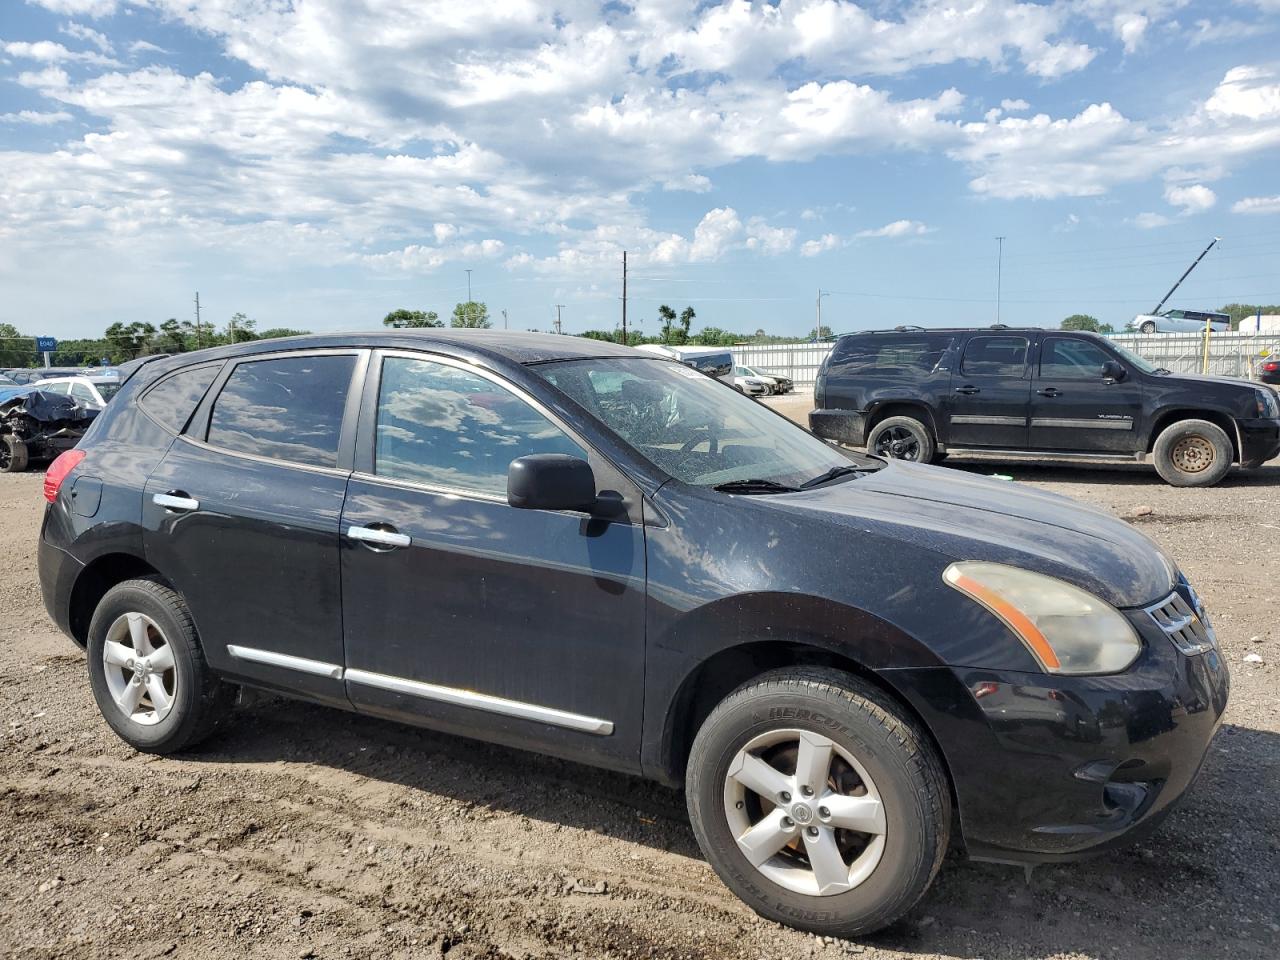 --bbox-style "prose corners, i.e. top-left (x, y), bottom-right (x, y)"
top-left (2, 398), bottom-right (1277, 959)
